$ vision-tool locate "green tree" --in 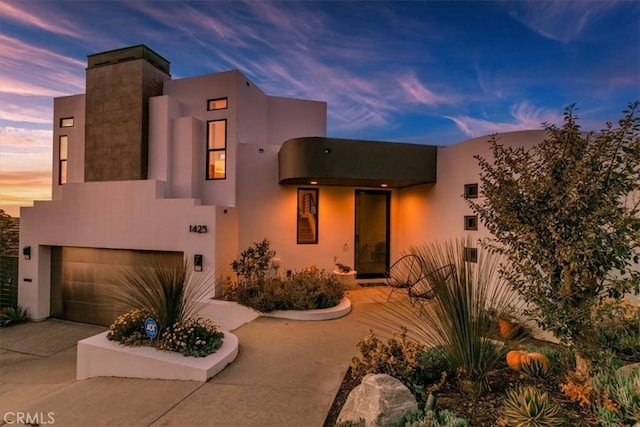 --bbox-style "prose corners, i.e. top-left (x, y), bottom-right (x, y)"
top-left (0, 209), bottom-right (19, 256)
top-left (468, 102), bottom-right (640, 351)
